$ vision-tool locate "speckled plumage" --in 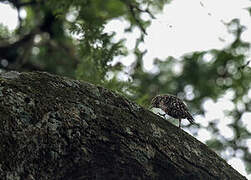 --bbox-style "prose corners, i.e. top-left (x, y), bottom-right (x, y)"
top-left (150, 94), bottom-right (194, 127)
